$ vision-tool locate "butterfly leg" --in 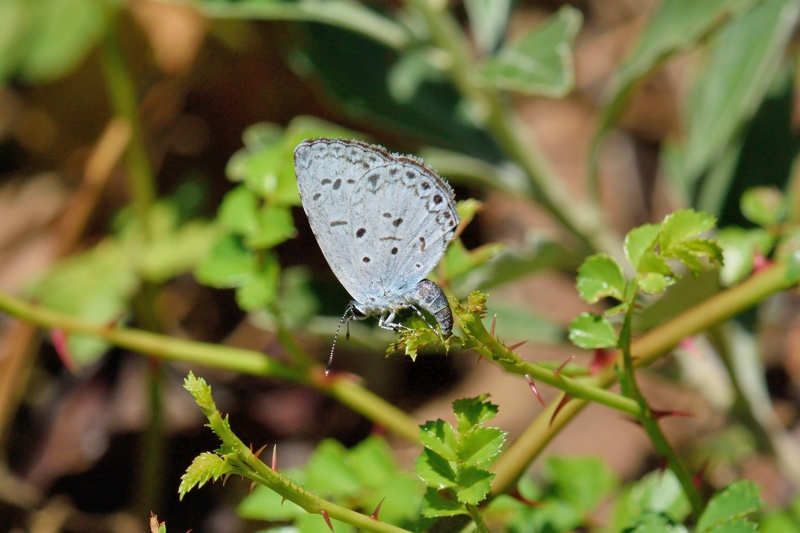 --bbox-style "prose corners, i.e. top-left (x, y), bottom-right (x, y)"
top-left (378, 310), bottom-right (411, 332)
